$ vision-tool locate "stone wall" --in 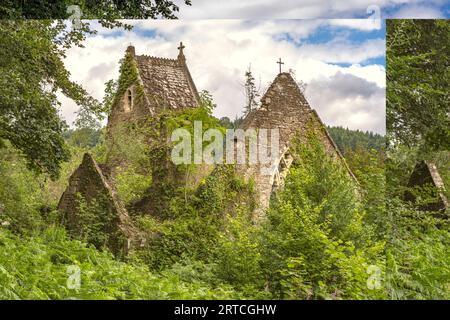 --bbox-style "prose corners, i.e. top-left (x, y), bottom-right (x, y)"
top-left (237, 72), bottom-right (356, 220)
top-left (58, 153), bottom-right (136, 254)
